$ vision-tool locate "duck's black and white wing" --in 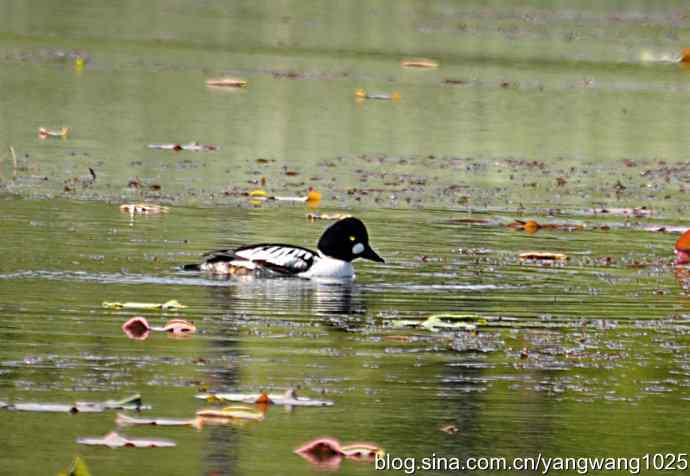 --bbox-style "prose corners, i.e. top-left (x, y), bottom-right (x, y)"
top-left (189, 244), bottom-right (317, 275)
top-left (233, 244), bottom-right (318, 275)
